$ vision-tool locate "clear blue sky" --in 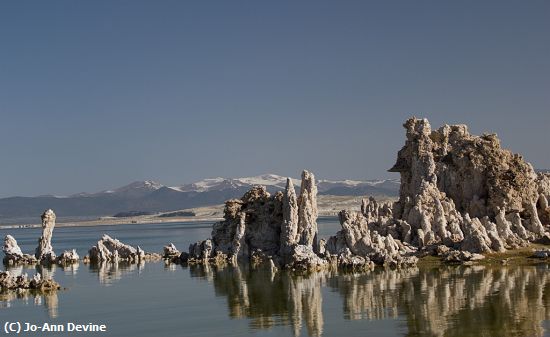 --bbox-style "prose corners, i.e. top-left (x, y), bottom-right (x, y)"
top-left (1, 1), bottom-right (549, 197)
